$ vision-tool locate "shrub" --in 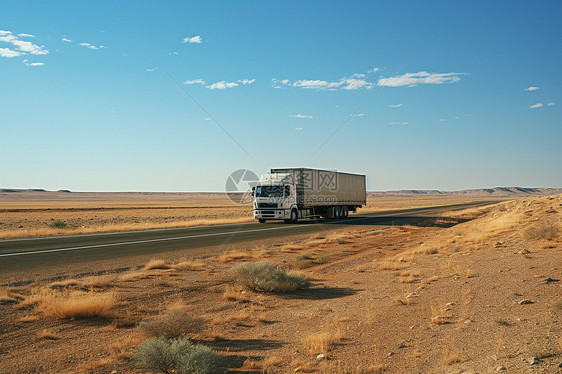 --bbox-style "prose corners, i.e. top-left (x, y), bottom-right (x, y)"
top-left (134, 337), bottom-right (192, 374)
top-left (134, 337), bottom-right (221, 374)
top-left (524, 222), bottom-right (559, 241)
top-left (139, 305), bottom-right (204, 338)
top-left (50, 220), bottom-right (68, 228)
top-left (231, 261), bottom-right (310, 292)
top-left (177, 344), bottom-right (222, 374)
top-left (37, 291), bottom-right (116, 319)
